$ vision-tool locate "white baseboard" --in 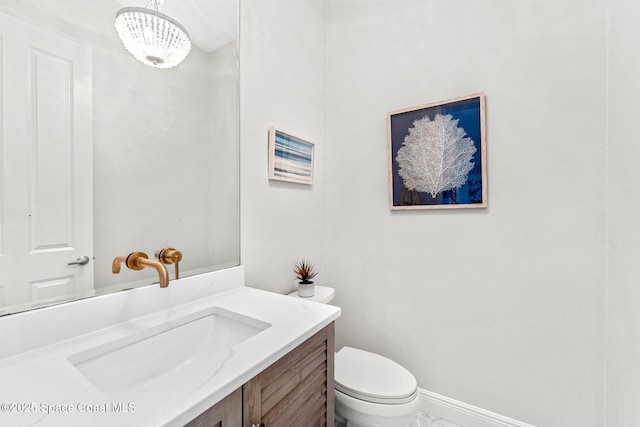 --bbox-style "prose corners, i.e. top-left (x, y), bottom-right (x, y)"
top-left (418, 389), bottom-right (537, 427)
